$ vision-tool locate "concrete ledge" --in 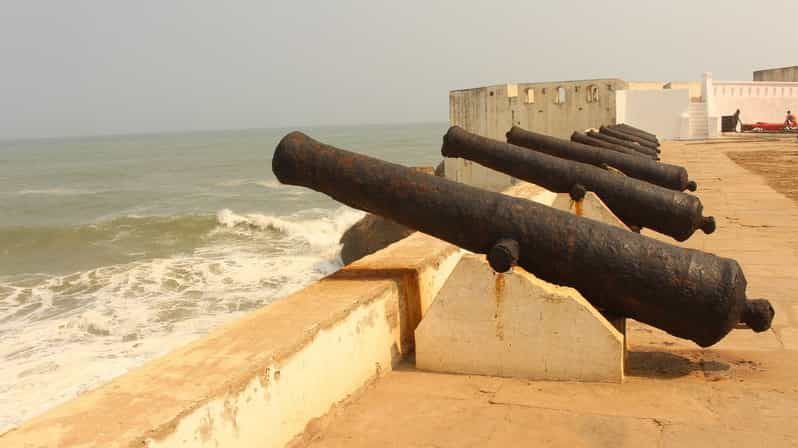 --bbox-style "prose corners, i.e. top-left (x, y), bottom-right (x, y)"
top-left (415, 255), bottom-right (625, 383)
